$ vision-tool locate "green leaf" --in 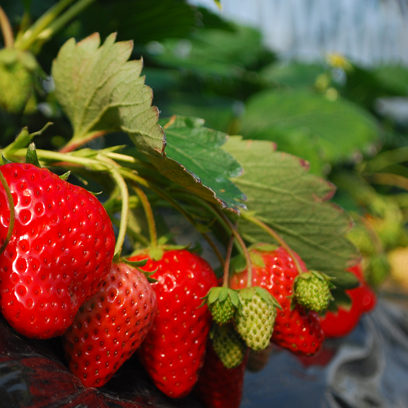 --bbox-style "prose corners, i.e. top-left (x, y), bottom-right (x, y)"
top-left (80, 0), bottom-right (197, 44)
top-left (52, 33), bottom-right (164, 154)
top-left (153, 25), bottom-right (264, 78)
top-left (223, 136), bottom-right (360, 288)
top-left (373, 65), bottom-right (408, 95)
top-left (163, 92), bottom-right (236, 134)
top-left (261, 62), bottom-right (326, 88)
top-left (239, 89), bottom-right (379, 174)
top-left (21, 0), bottom-right (31, 12)
top-left (148, 116), bottom-right (246, 212)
